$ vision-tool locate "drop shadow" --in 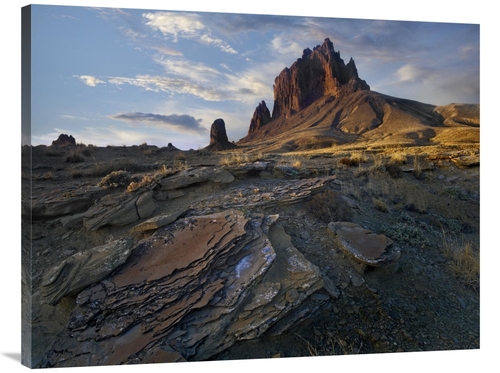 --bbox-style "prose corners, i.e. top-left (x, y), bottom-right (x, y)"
top-left (2, 352), bottom-right (22, 363)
